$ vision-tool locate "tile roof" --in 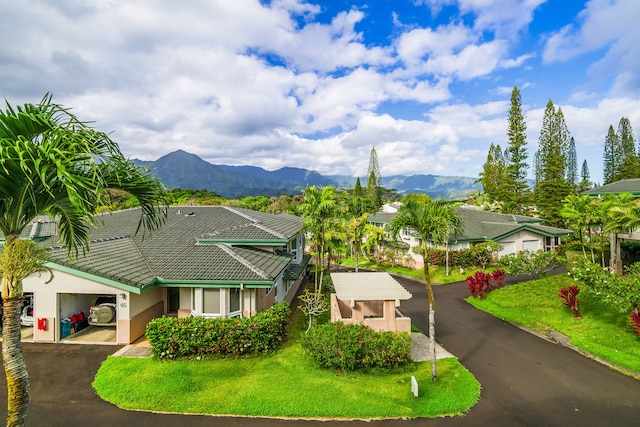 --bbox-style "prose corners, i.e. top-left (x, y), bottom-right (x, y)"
top-left (370, 206), bottom-right (572, 242)
top-left (582, 179), bottom-right (640, 197)
top-left (23, 206), bottom-right (304, 291)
